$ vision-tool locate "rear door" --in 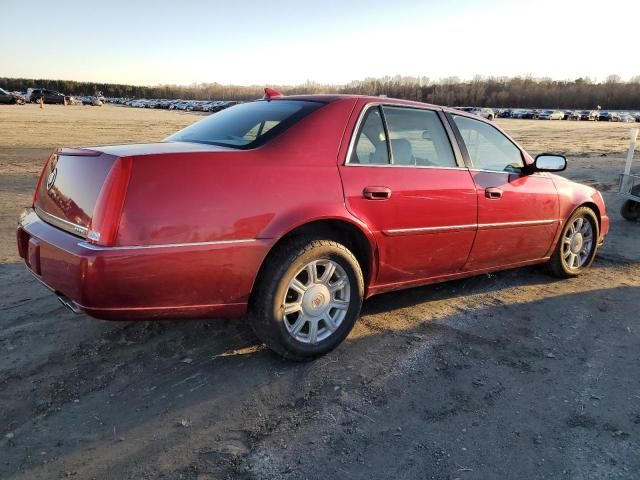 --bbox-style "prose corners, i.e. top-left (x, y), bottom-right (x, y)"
top-left (339, 103), bottom-right (478, 286)
top-left (448, 114), bottom-right (560, 270)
